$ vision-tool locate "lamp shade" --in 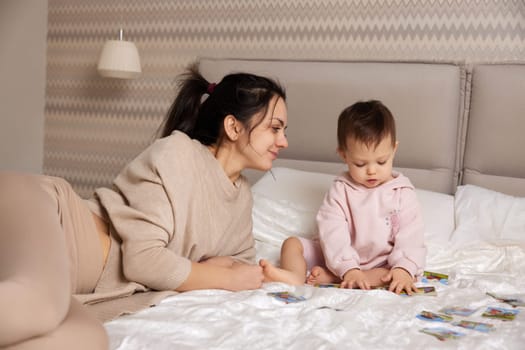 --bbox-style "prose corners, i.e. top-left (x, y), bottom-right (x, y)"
top-left (97, 39), bottom-right (141, 79)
